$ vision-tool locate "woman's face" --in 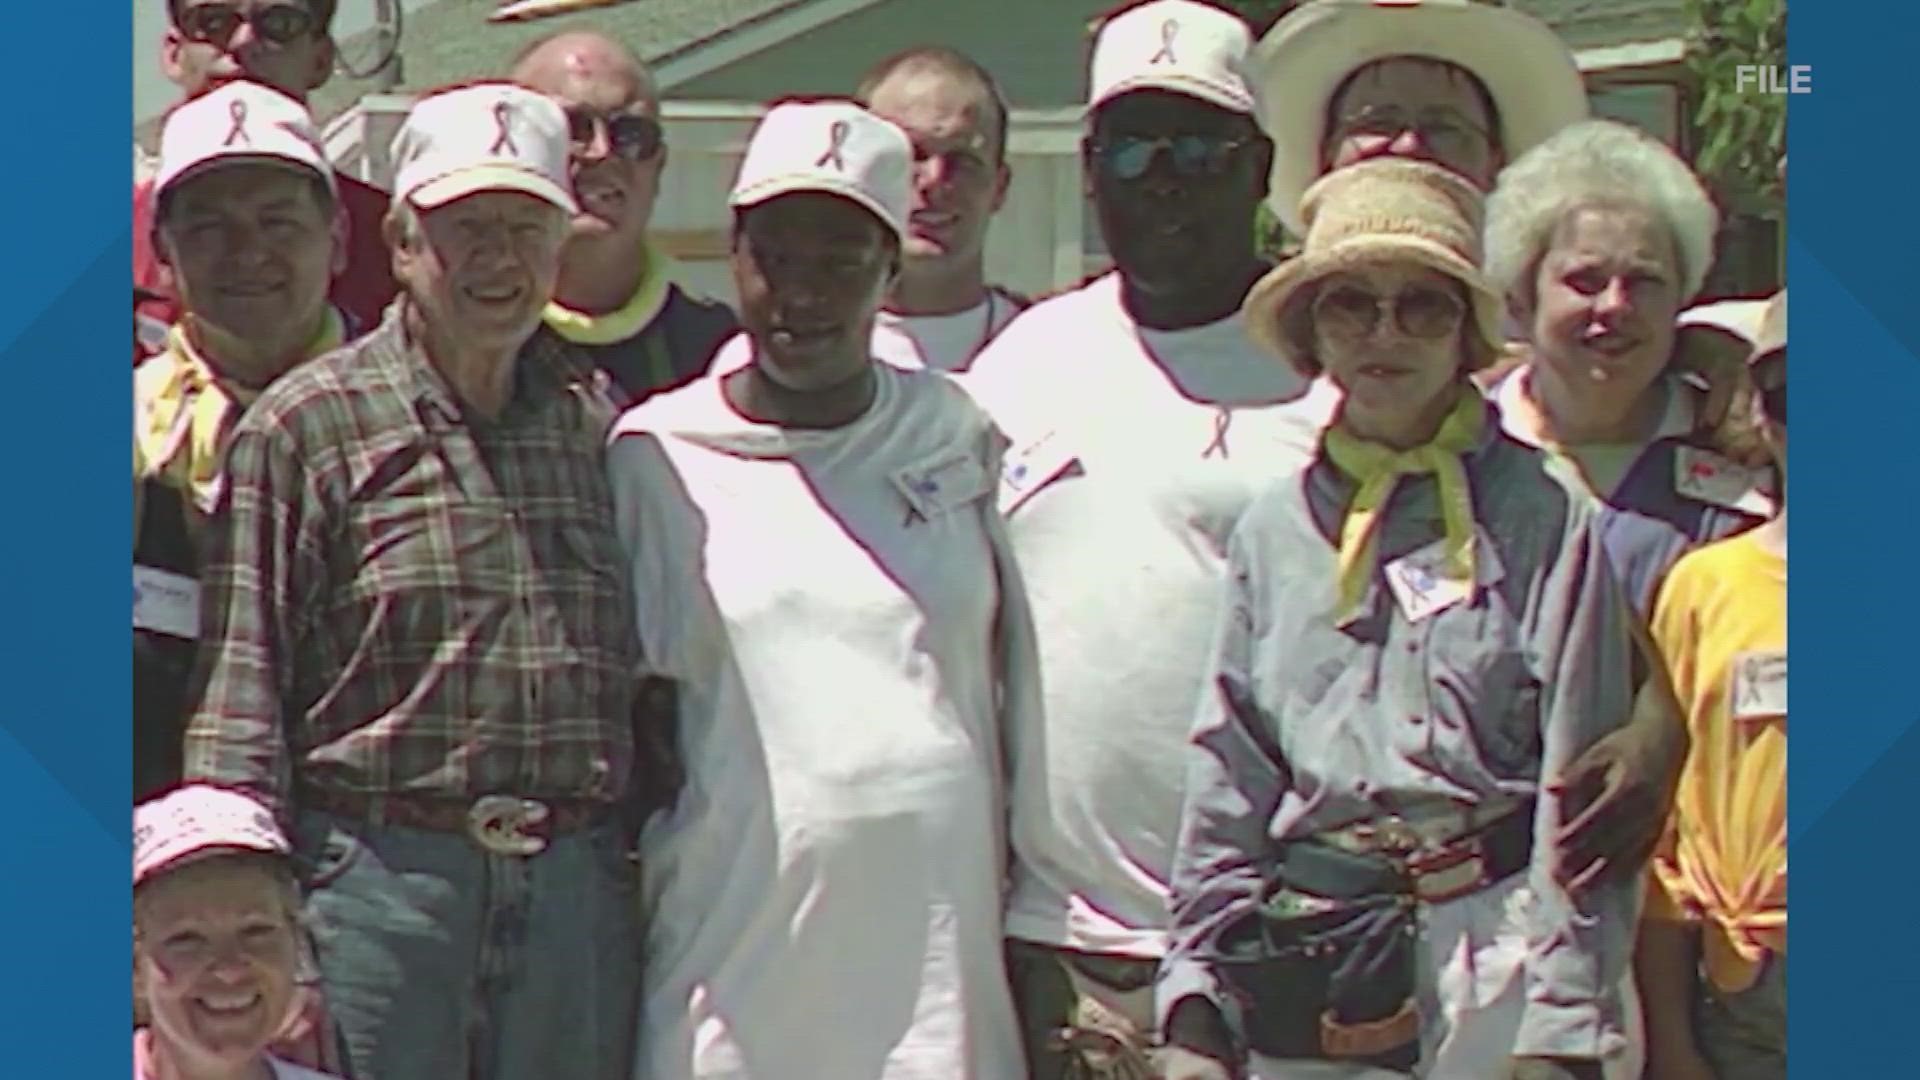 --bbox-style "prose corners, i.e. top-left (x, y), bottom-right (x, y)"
top-left (1521, 203), bottom-right (1683, 404)
top-left (1310, 262), bottom-right (1471, 445)
top-left (136, 856), bottom-right (299, 1071)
